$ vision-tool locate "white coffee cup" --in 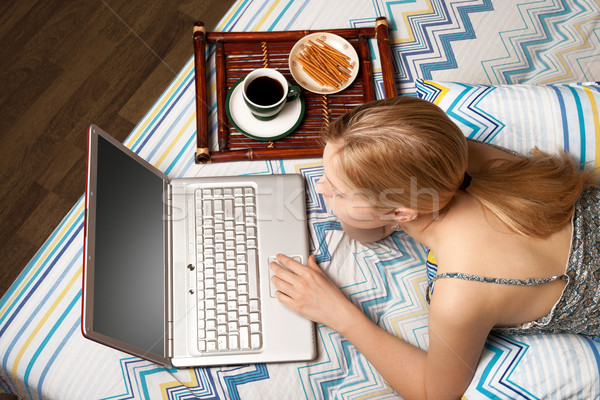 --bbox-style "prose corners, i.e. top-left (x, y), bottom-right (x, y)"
top-left (242, 68), bottom-right (300, 120)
